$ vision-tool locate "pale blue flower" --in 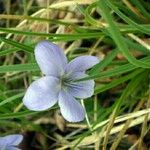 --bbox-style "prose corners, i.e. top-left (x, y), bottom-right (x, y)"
top-left (0, 134), bottom-right (23, 150)
top-left (23, 41), bottom-right (99, 122)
